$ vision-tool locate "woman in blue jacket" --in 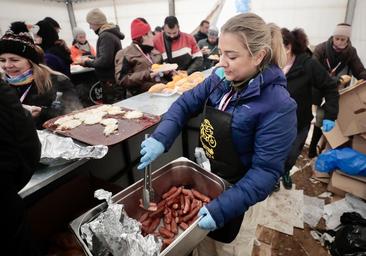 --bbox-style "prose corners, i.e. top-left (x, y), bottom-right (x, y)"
top-left (138, 13), bottom-right (297, 254)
